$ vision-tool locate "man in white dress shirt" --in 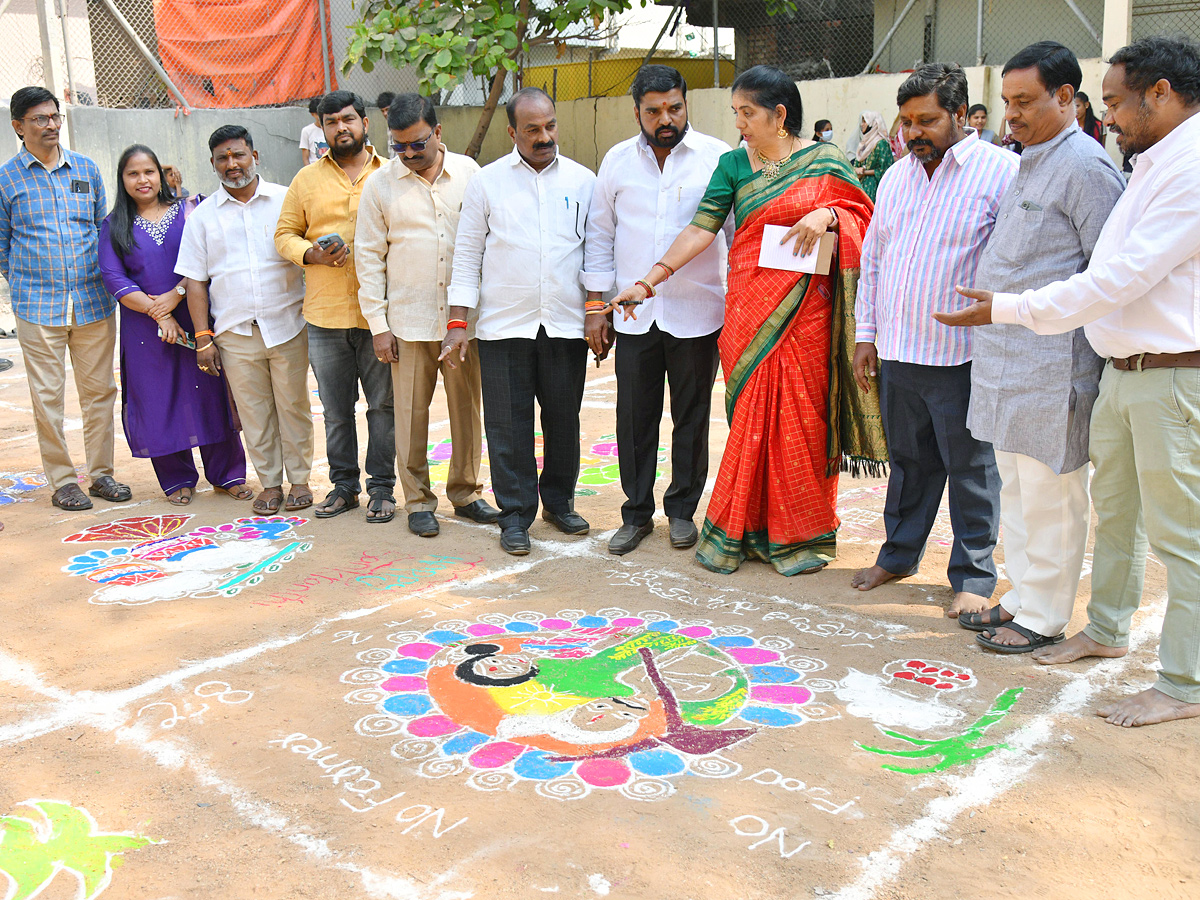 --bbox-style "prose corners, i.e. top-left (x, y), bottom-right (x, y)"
top-left (178, 125), bottom-right (314, 515)
top-left (940, 36), bottom-right (1200, 728)
top-left (583, 65), bottom-right (730, 555)
top-left (442, 88), bottom-right (595, 556)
